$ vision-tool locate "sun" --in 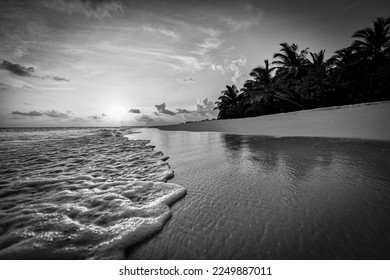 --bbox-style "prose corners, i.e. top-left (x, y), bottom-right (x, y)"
top-left (106, 104), bottom-right (127, 121)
